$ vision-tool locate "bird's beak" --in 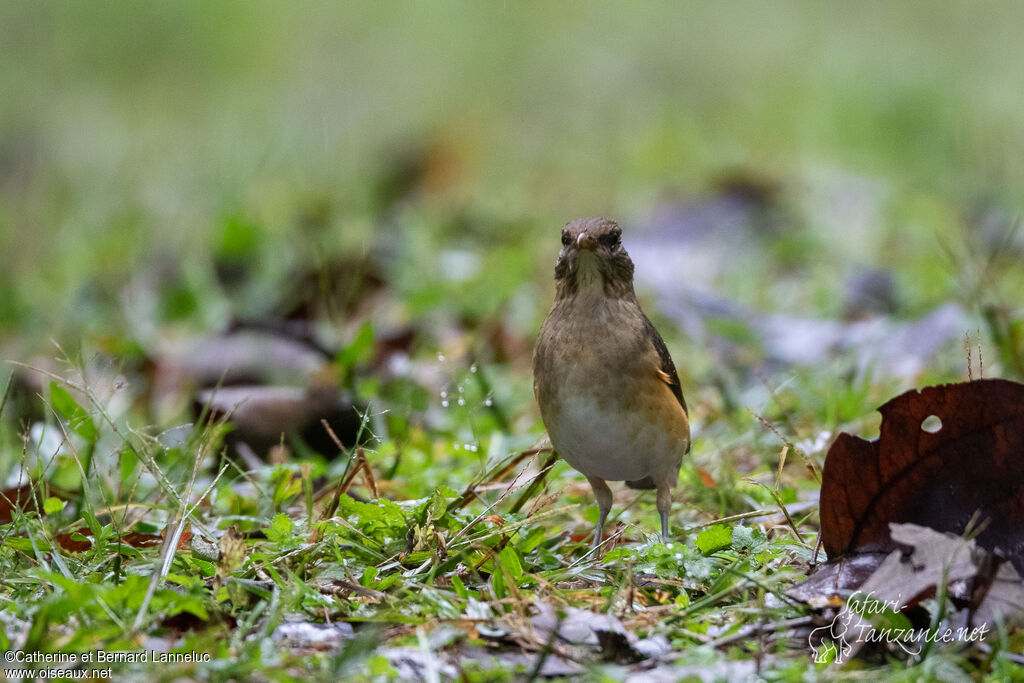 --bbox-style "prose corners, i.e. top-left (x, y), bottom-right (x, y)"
top-left (576, 231), bottom-right (597, 251)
